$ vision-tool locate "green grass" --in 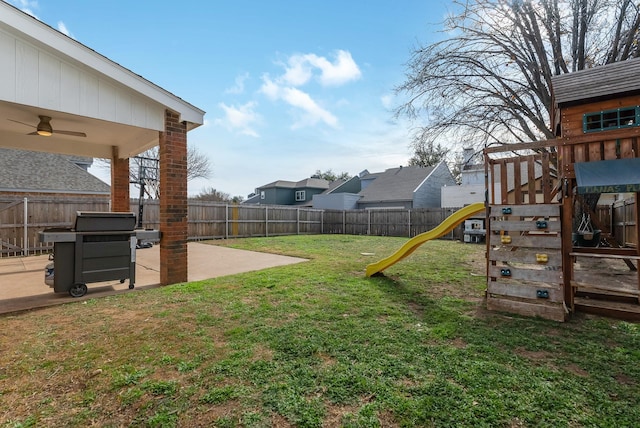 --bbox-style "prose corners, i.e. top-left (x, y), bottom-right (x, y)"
top-left (1, 235), bottom-right (639, 427)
